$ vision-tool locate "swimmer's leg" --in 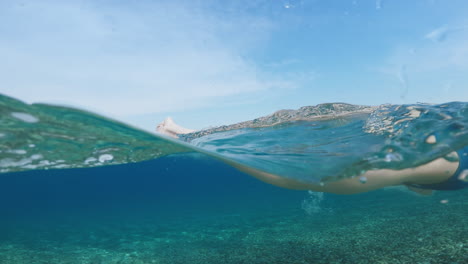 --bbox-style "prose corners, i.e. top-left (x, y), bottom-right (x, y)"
top-left (228, 156), bottom-right (458, 195)
top-left (156, 117), bottom-right (196, 138)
